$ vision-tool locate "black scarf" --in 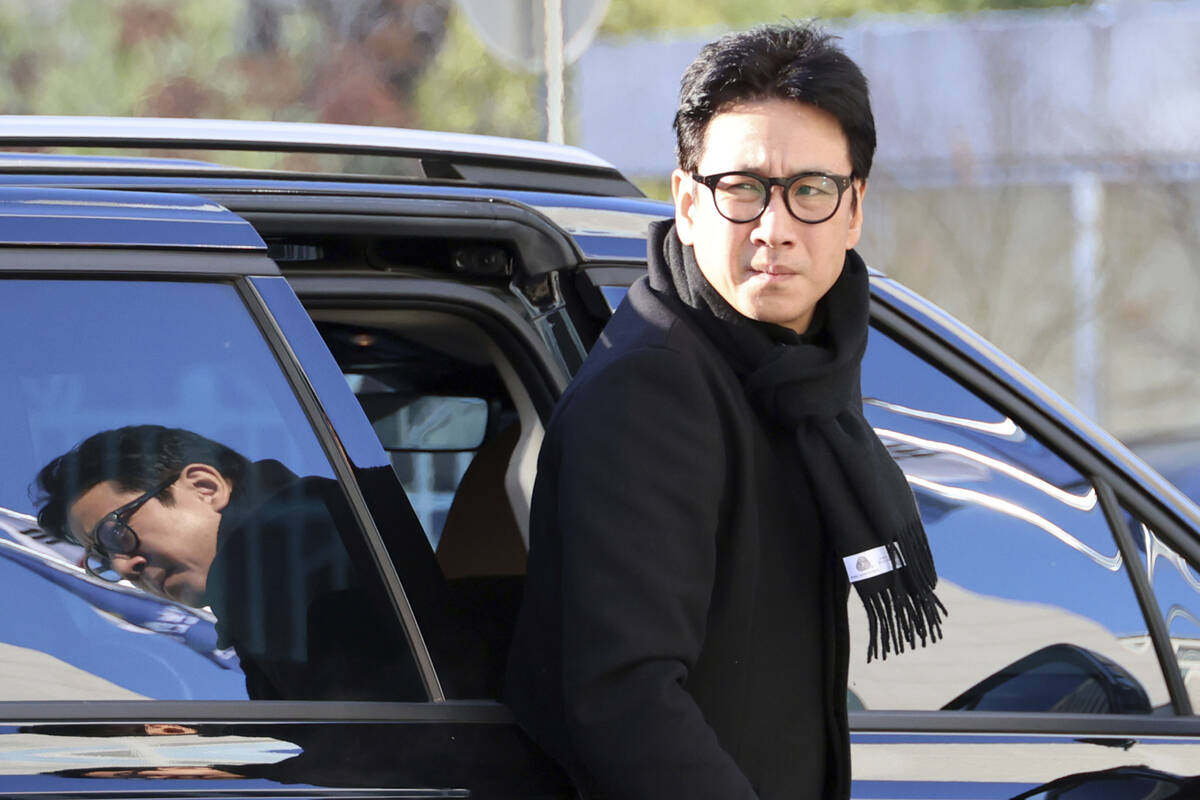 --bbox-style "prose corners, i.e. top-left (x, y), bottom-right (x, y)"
top-left (646, 219), bottom-right (945, 661)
